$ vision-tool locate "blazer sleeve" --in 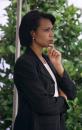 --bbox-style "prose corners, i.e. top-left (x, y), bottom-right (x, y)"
top-left (14, 58), bottom-right (69, 115)
top-left (56, 70), bottom-right (76, 100)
